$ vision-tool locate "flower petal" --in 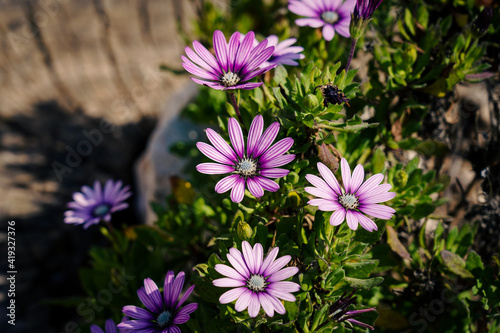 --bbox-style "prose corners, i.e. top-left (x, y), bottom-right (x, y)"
top-left (259, 138), bottom-right (294, 164)
top-left (263, 255), bottom-right (291, 277)
top-left (144, 278), bottom-right (164, 313)
top-left (322, 24), bottom-right (335, 41)
top-left (230, 177), bottom-right (246, 203)
top-left (197, 142), bottom-right (235, 165)
top-left (330, 209), bottom-right (346, 226)
top-left (356, 173), bottom-right (384, 196)
top-left (242, 241), bottom-right (257, 274)
top-left (234, 290), bottom-right (253, 312)
top-left (260, 154), bottom-right (295, 168)
top-left (258, 293), bottom-right (275, 317)
top-left (213, 30), bottom-right (228, 72)
top-left (228, 248), bottom-right (251, 279)
top-left (215, 175), bottom-right (240, 193)
top-left (254, 122), bottom-right (280, 158)
top-left (317, 162), bottom-right (343, 195)
top-left (247, 177), bottom-right (264, 198)
top-left (122, 306), bottom-right (154, 321)
top-left (228, 118), bottom-right (245, 159)
top-left (268, 281), bottom-right (301, 292)
top-left (215, 264), bottom-right (246, 280)
top-left (266, 288), bottom-right (296, 302)
top-left (259, 168), bottom-right (290, 178)
top-left (205, 128), bottom-right (238, 162)
top-left (247, 294), bottom-right (261, 317)
top-left (359, 203), bottom-right (396, 219)
top-left (350, 164), bottom-right (365, 193)
top-left (341, 158), bottom-right (352, 192)
top-left (267, 267), bottom-right (299, 283)
top-left (213, 278), bottom-right (246, 288)
top-left (355, 211), bottom-right (378, 232)
top-left (247, 115), bottom-right (264, 157)
top-left (219, 287), bottom-right (248, 304)
top-left (254, 176), bottom-right (280, 192)
top-left (196, 163), bottom-right (234, 174)
top-left (345, 209), bottom-right (359, 230)
top-left (259, 247), bottom-right (279, 275)
top-left (192, 40), bottom-right (222, 76)
top-left (295, 18), bottom-right (325, 28)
